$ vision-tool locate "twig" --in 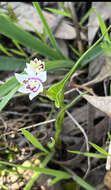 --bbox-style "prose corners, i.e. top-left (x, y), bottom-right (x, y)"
top-left (64, 87), bottom-right (77, 95)
top-left (1, 118), bottom-right (55, 137)
top-left (68, 2), bottom-right (84, 54)
top-left (66, 110), bottom-right (90, 178)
